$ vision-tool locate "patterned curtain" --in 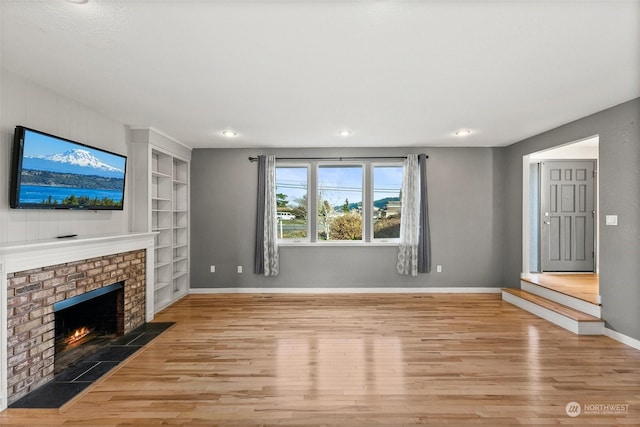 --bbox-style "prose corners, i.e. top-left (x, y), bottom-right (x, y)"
top-left (397, 154), bottom-right (420, 276)
top-left (263, 155), bottom-right (279, 276)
